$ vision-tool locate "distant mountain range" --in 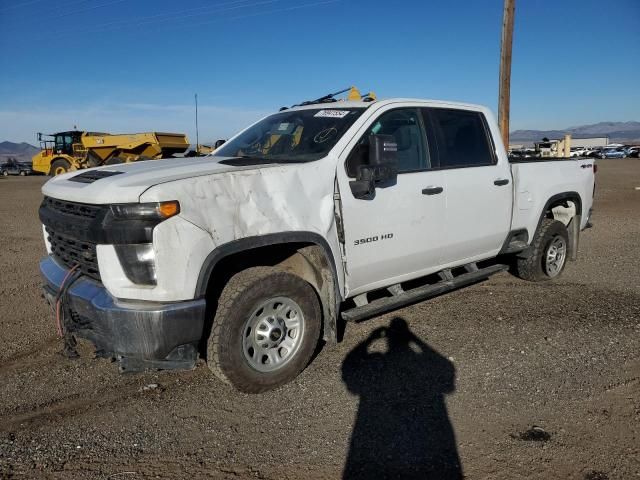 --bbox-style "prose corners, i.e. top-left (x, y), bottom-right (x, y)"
top-left (510, 121), bottom-right (640, 144)
top-left (0, 141), bottom-right (40, 164)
